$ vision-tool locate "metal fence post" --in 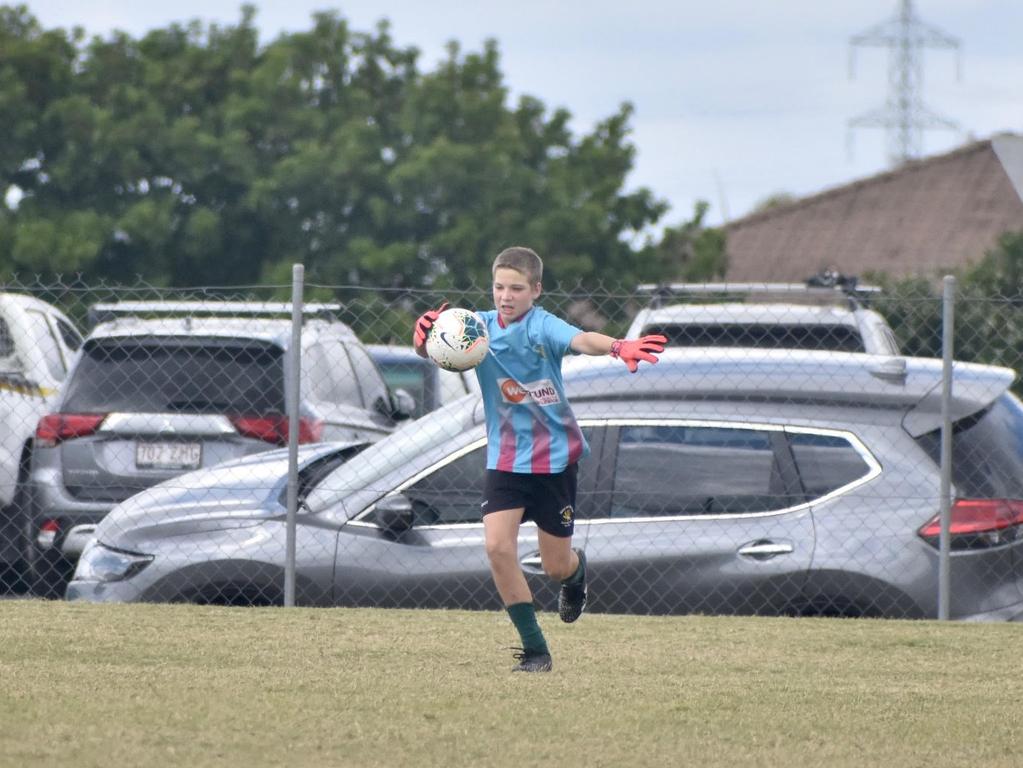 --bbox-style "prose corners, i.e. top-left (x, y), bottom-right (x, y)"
top-left (937, 275), bottom-right (955, 620)
top-left (284, 264), bottom-right (304, 607)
